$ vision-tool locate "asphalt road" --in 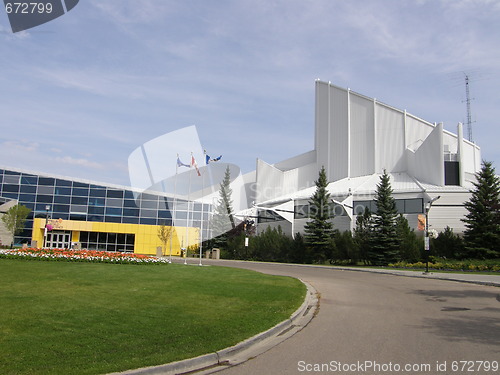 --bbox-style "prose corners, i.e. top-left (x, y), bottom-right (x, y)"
top-left (197, 259), bottom-right (500, 375)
